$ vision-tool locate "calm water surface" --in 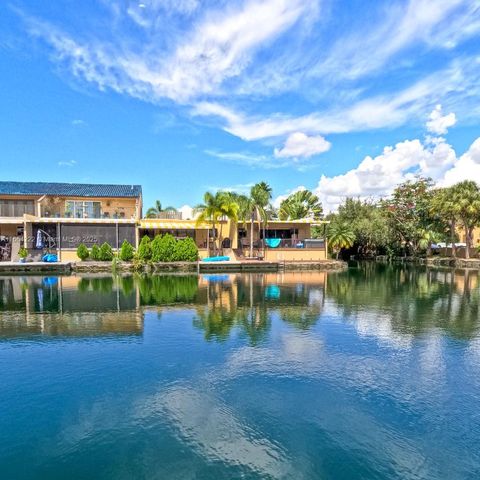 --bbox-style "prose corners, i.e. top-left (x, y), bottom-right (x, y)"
top-left (1, 264), bottom-right (479, 479)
